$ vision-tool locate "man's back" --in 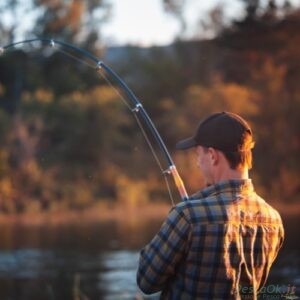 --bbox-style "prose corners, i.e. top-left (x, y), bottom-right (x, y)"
top-left (137, 179), bottom-right (284, 299)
